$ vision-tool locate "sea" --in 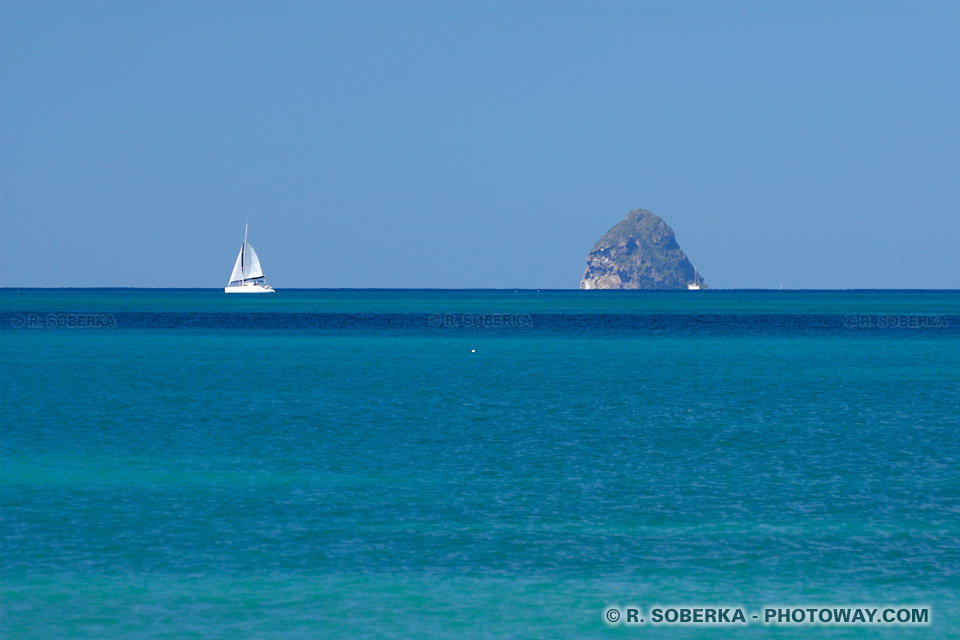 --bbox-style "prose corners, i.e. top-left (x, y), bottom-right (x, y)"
top-left (2, 289), bottom-right (958, 638)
